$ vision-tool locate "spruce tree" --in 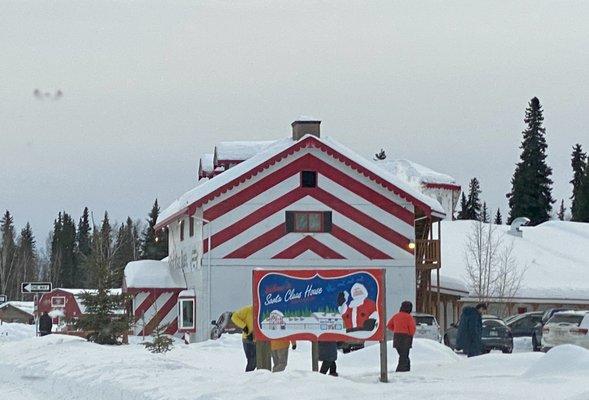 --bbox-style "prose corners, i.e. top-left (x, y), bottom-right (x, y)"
top-left (464, 178), bottom-right (482, 220)
top-left (100, 212), bottom-right (112, 261)
top-left (481, 202), bottom-right (489, 223)
top-left (507, 97), bottom-right (554, 225)
top-left (111, 218), bottom-right (139, 287)
top-left (575, 166), bottom-right (589, 222)
top-left (141, 200), bottom-right (168, 260)
top-left (16, 223), bottom-right (37, 299)
top-left (570, 144), bottom-right (587, 221)
top-left (457, 192), bottom-right (468, 220)
top-left (77, 207), bottom-right (92, 257)
top-left (557, 200), bottom-right (566, 221)
top-left (0, 211), bottom-right (17, 299)
top-left (494, 208), bottom-right (503, 225)
top-left (49, 212), bottom-right (78, 288)
top-left (374, 149), bottom-right (386, 160)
